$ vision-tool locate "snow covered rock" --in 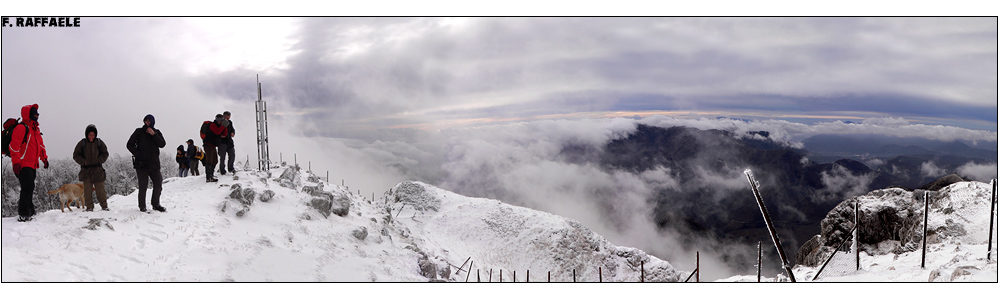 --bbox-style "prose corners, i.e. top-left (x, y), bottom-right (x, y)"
top-left (352, 226), bottom-right (368, 240)
top-left (278, 167), bottom-right (301, 189)
top-left (387, 181), bottom-right (684, 282)
top-left (81, 218), bottom-right (114, 231)
top-left (309, 192), bottom-right (351, 218)
top-left (259, 190), bottom-right (275, 203)
top-left (797, 181), bottom-right (996, 281)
